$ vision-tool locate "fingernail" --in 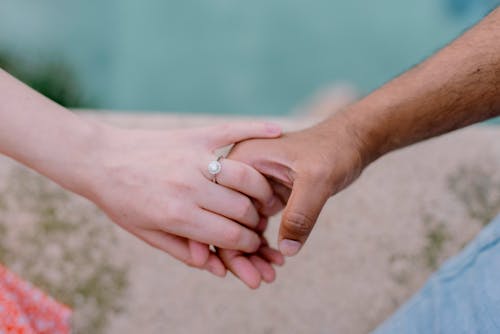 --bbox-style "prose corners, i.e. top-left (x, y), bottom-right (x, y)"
top-left (265, 122), bottom-right (281, 135)
top-left (279, 239), bottom-right (302, 257)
